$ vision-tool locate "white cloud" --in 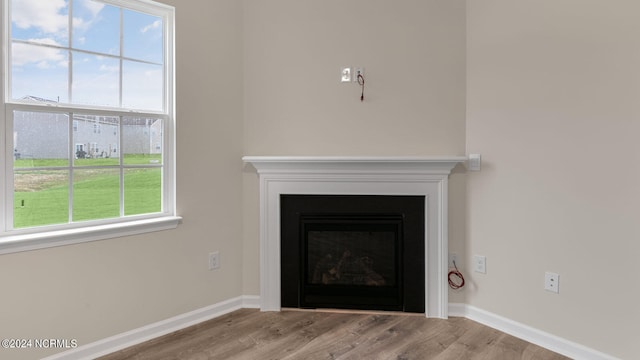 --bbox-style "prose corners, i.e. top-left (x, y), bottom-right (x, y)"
top-left (99, 64), bottom-right (119, 73)
top-left (72, 17), bottom-right (86, 30)
top-left (72, 0), bottom-right (104, 31)
top-left (12, 41), bottom-right (66, 68)
top-left (80, 0), bottom-right (105, 17)
top-left (36, 60), bottom-right (53, 69)
top-left (12, 0), bottom-right (68, 34)
top-left (141, 20), bottom-right (162, 34)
